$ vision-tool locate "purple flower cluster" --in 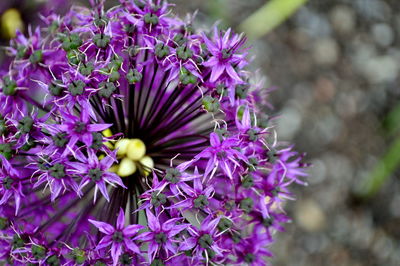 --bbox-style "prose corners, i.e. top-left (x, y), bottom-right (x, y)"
top-left (0, 0), bottom-right (307, 265)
